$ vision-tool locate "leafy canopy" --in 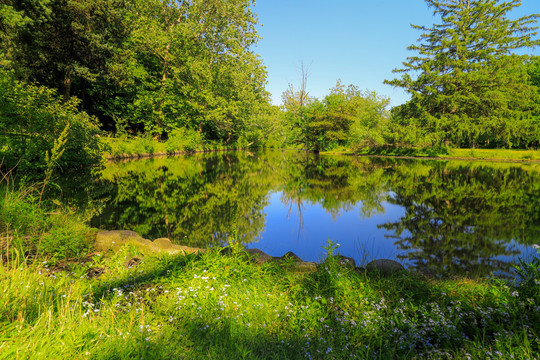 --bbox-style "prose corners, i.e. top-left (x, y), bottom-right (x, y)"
top-left (386, 0), bottom-right (540, 148)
